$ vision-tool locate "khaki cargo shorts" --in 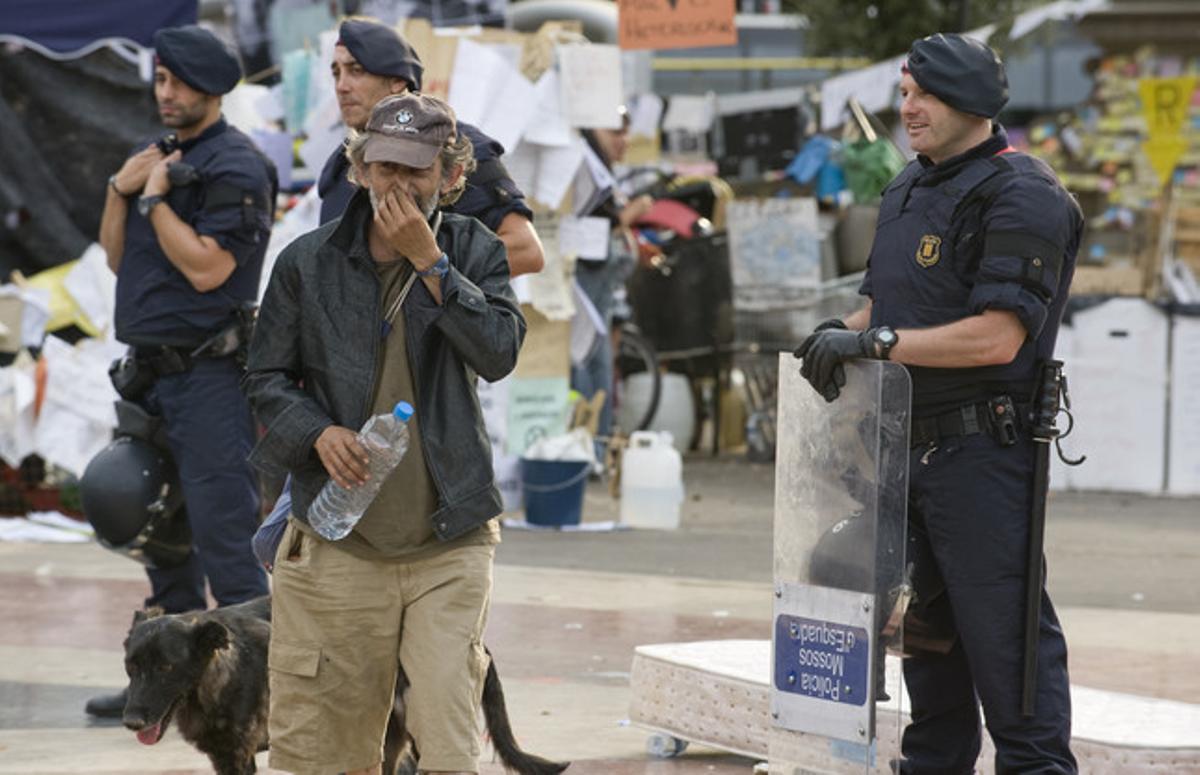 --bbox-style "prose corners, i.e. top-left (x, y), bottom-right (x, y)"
top-left (268, 520), bottom-right (494, 775)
